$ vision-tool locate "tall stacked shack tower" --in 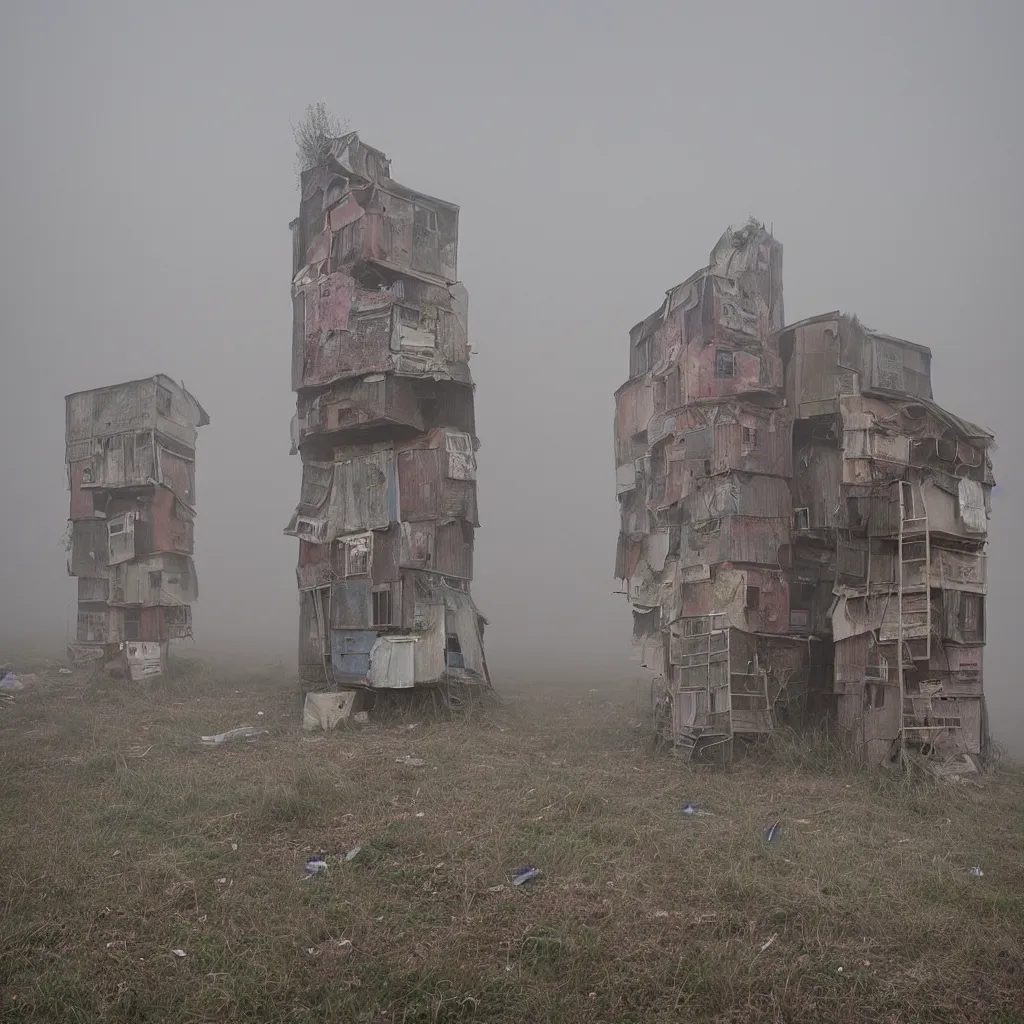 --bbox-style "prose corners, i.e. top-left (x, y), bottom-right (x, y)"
top-left (615, 222), bottom-right (994, 769)
top-left (65, 376), bottom-right (208, 680)
top-left (286, 133), bottom-right (488, 694)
